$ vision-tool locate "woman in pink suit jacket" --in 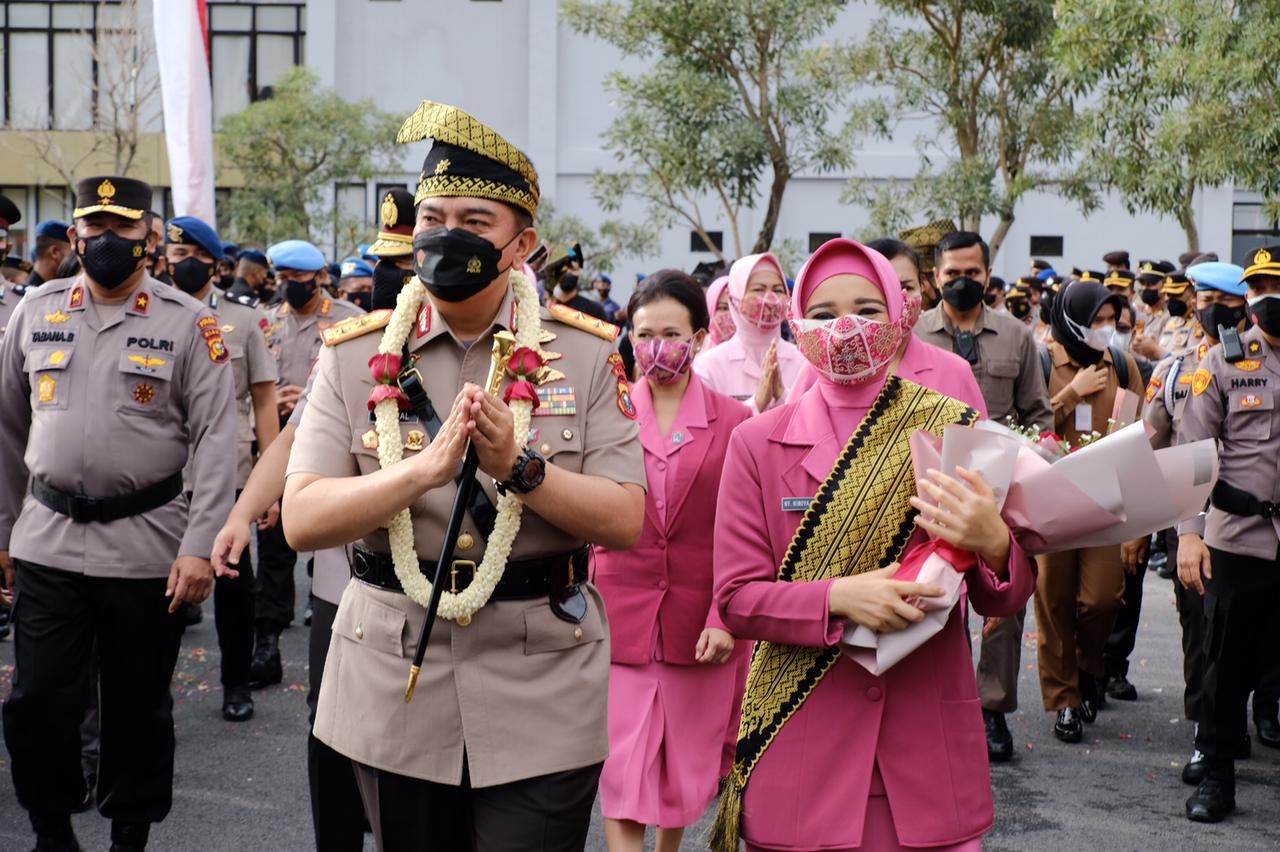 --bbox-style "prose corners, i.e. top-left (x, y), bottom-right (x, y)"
top-left (594, 270), bottom-right (752, 852)
top-left (711, 239), bottom-right (1037, 852)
